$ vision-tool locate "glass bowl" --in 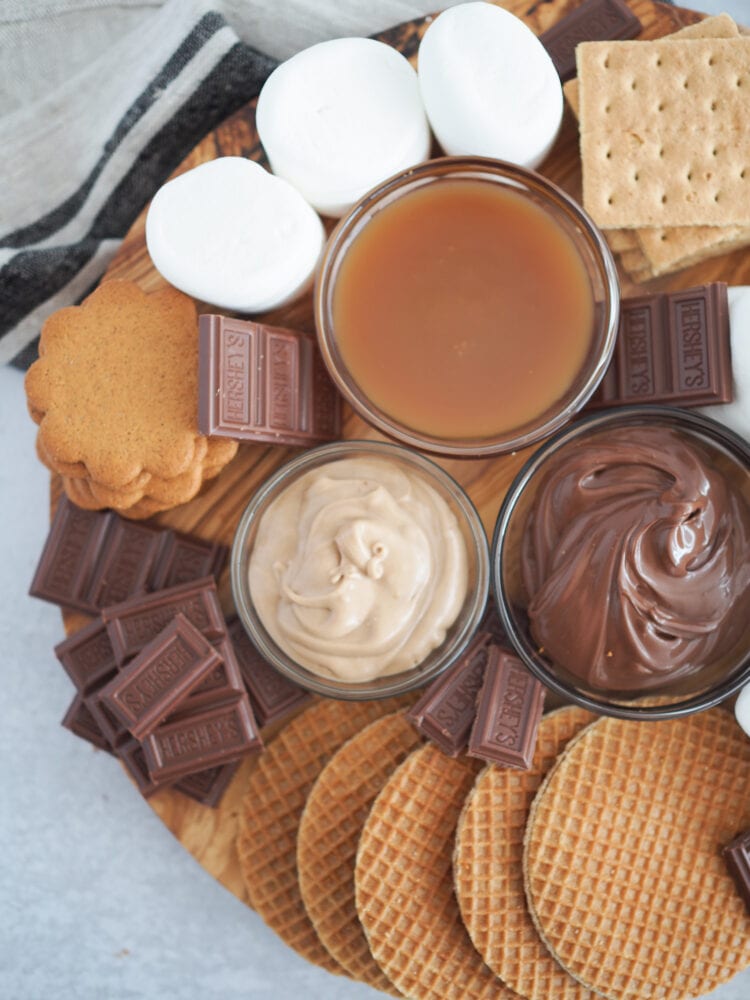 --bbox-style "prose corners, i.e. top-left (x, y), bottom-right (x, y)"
top-left (493, 407), bottom-right (750, 720)
top-left (231, 440), bottom-right (489, 699)
top-left (314, 156), bottom-right (619, 457)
